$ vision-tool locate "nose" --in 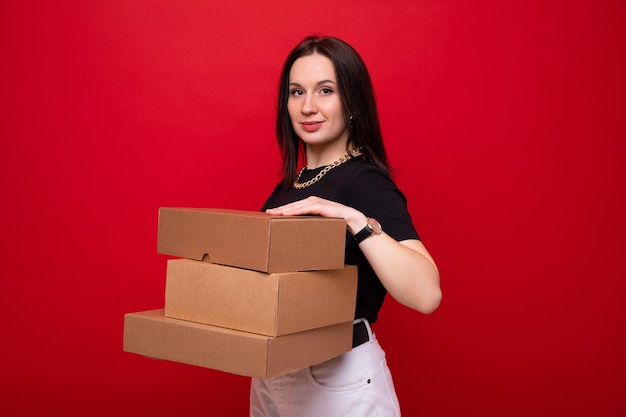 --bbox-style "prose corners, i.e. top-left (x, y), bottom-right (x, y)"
top-left (301, 93), bottom-right (317, 114)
